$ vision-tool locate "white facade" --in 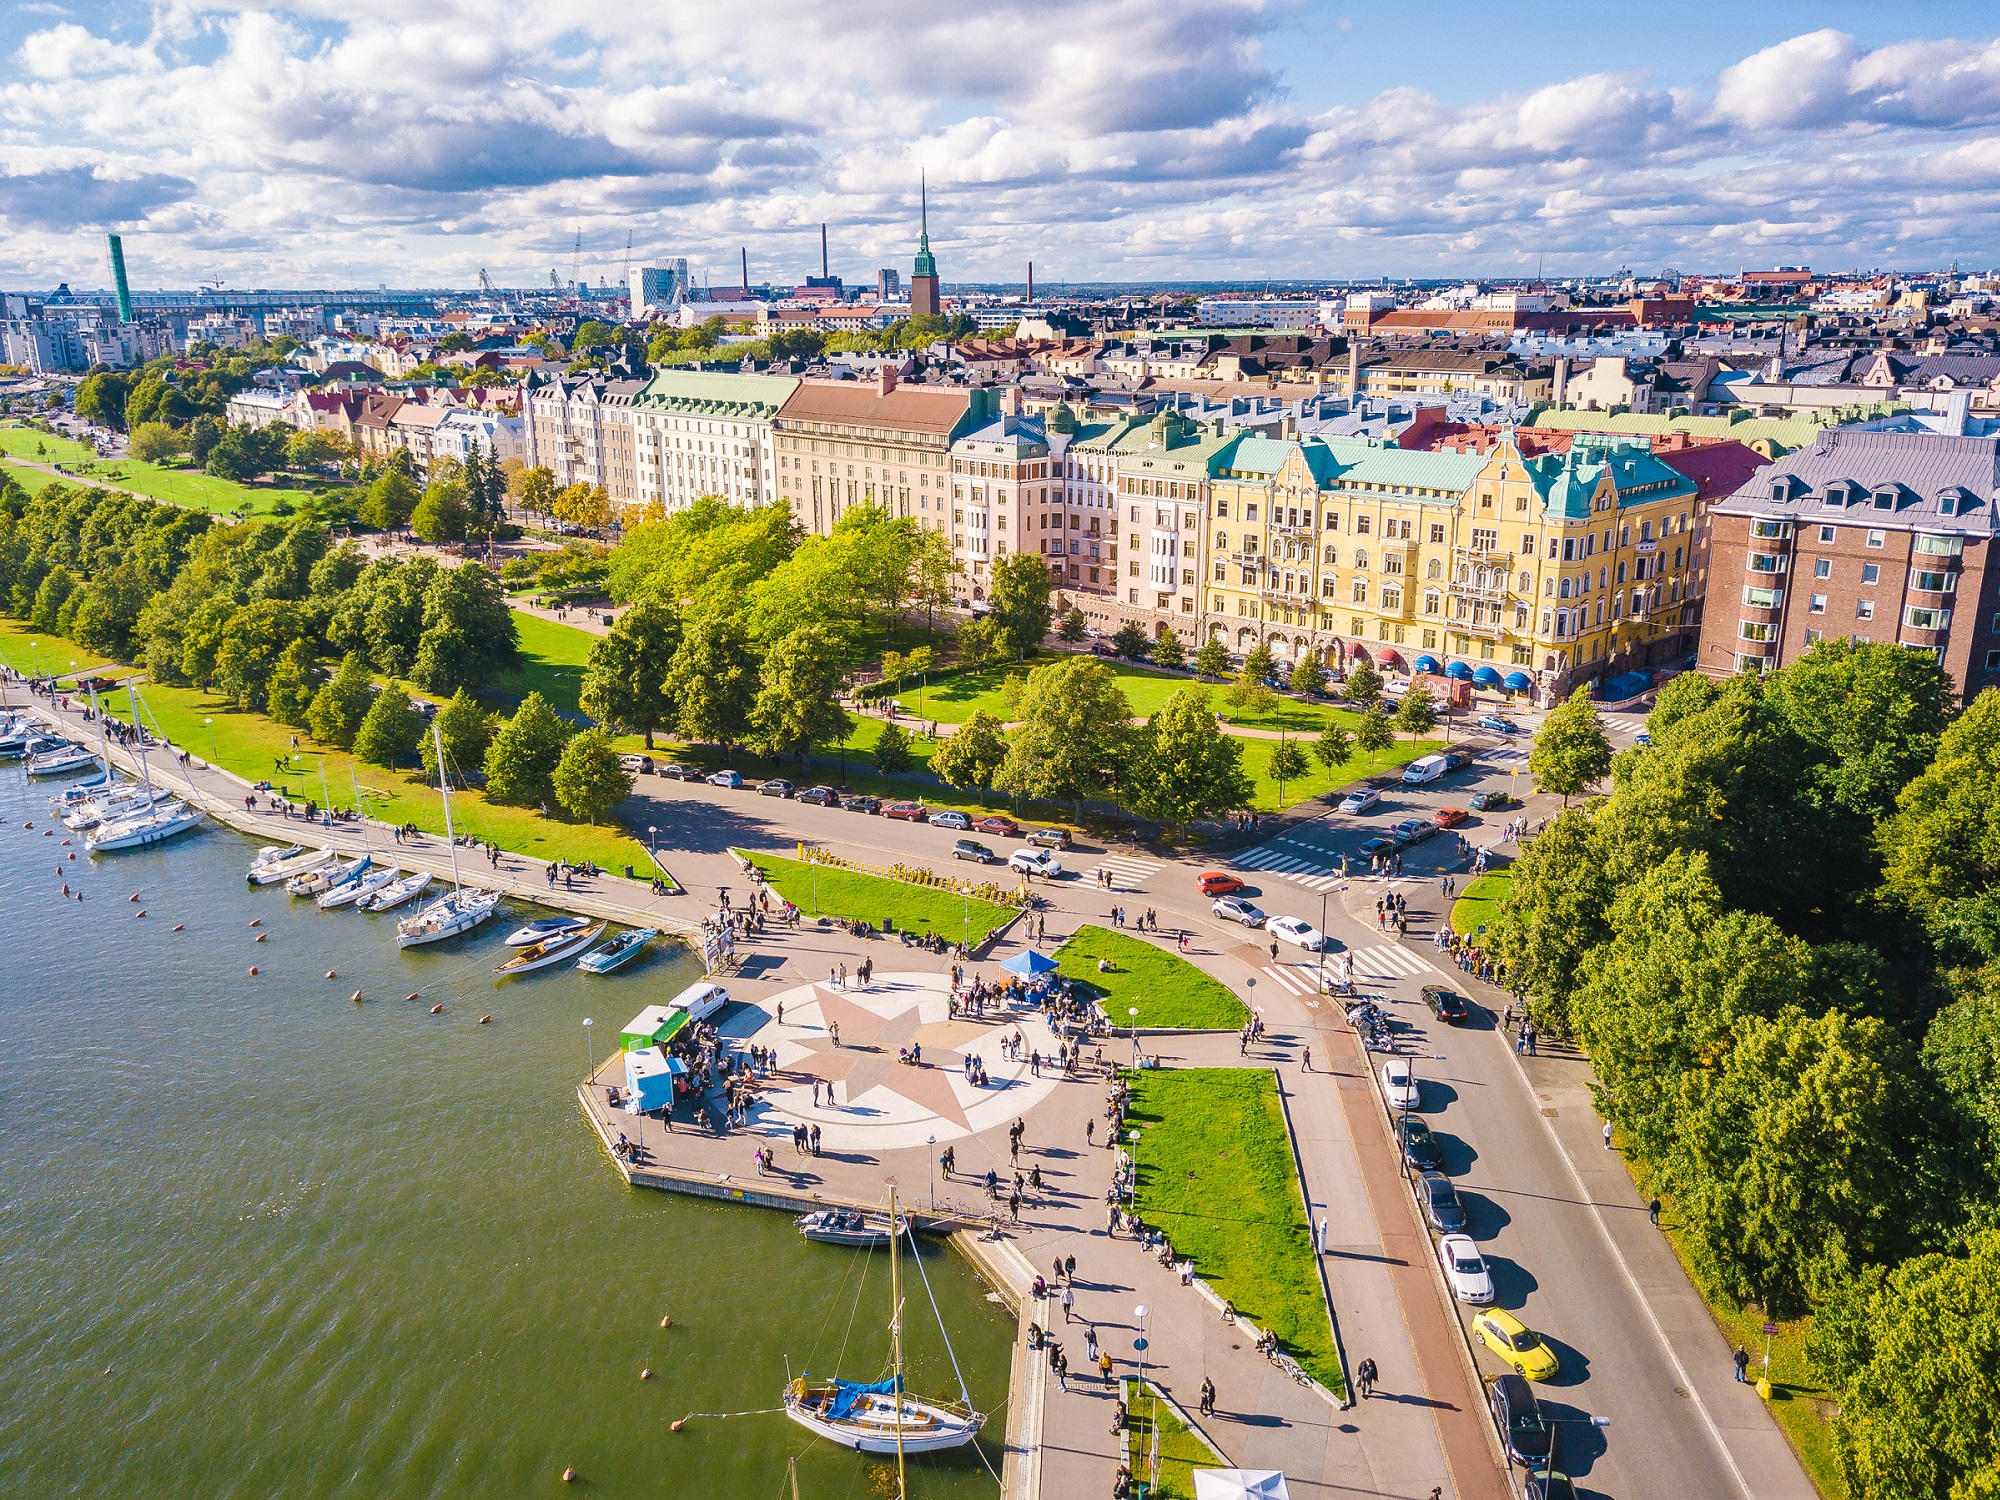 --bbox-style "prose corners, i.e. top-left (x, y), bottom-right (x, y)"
top-left (627, 369), bottom-right (798, 510)
top-left (628, 261), bottom-right (689, 317)
top-left (225, 389), bottom-right (292, 430)
top-left (433, 409), bottom-right (526, 465)
top-left (1195, 298), bottom-right (1322, 329)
